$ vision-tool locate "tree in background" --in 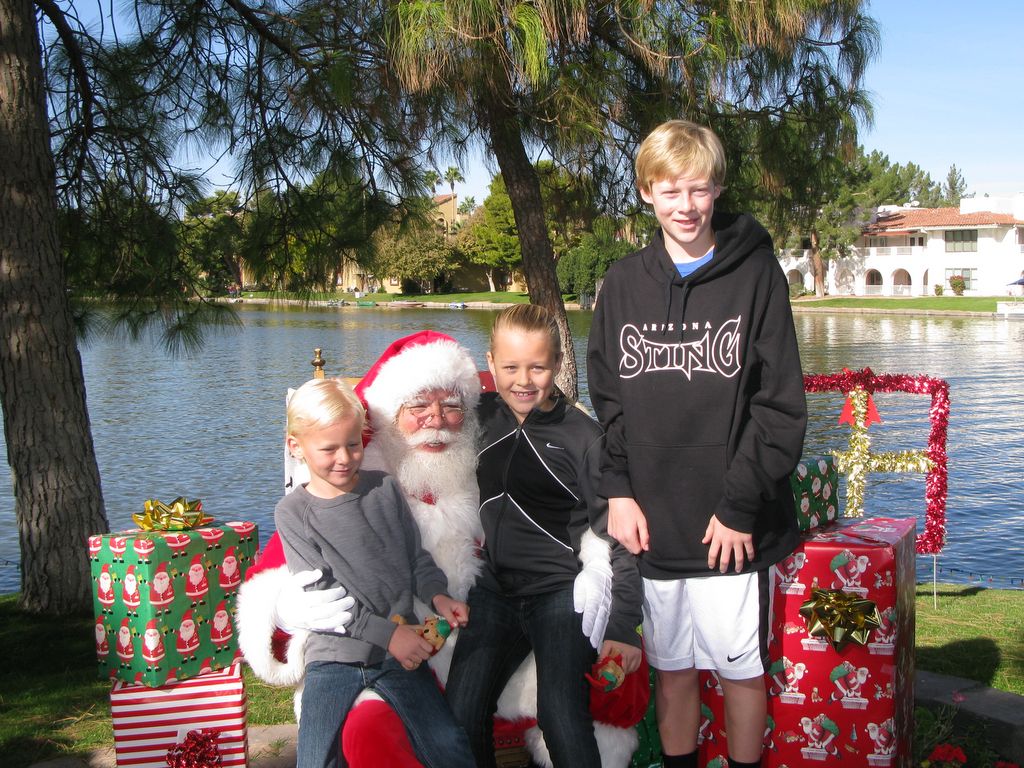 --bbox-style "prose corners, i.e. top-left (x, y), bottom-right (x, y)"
top-left (457, 196), bottom-right (477, 215)
top-left (443, 166), bottom-right (465, 197)
top-left (942, 165), bottom-right (969, 207)
top-left (556, 217), bottom-right (633, 298)
top-left (458, 175), bottom-right (523, 292)
top-left (181, 191), bottom-right (246, 294)
top-left (373, 224), bottom-right (461, 294)
top-left (424, 170), bottom-right (441, 195)
top-left (769, 148), bottom-right (946, 296)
